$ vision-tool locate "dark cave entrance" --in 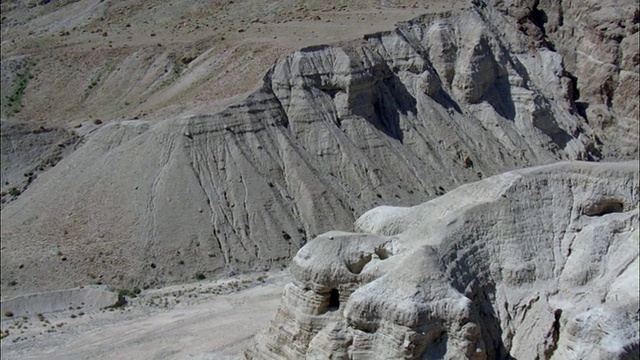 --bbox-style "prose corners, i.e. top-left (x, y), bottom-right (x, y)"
top-left (328, 288), bottom-right (340, 311)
